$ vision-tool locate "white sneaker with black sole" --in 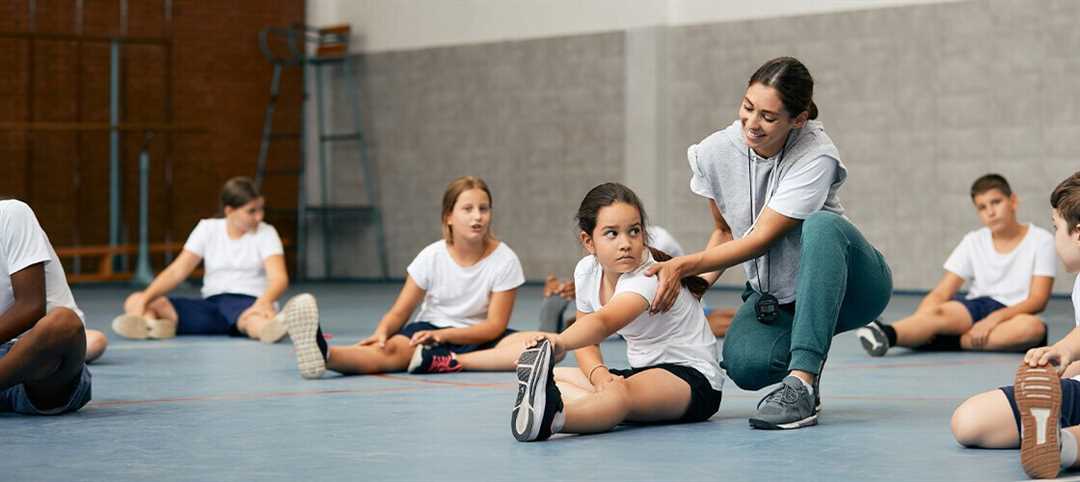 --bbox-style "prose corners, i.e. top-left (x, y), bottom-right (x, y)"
top-left (511, 339), bottom-right (565, 442)
top-left (856, 319), bottom-right (890, 357)
top-left (281, 294), bottom-right (326, 379)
